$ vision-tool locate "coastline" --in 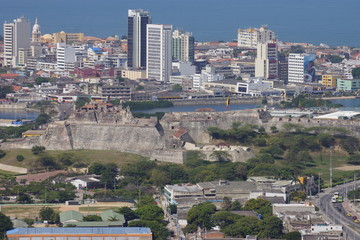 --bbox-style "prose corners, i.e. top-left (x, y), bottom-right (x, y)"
top-left (170, 97), bottom-right (263, 106)
top-left (322, 96), bottom-right (359, 100)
